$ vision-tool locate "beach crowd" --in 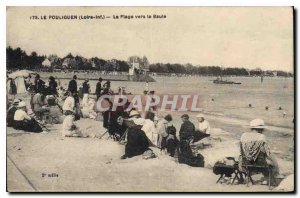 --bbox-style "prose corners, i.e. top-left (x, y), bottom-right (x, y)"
top-left (6, 72), bottom-right (284, 188)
